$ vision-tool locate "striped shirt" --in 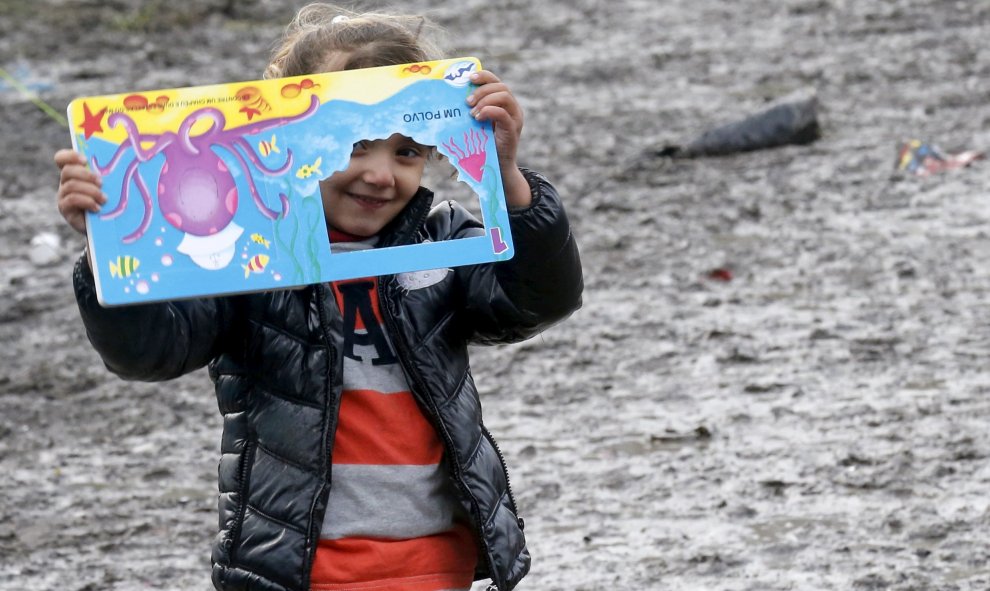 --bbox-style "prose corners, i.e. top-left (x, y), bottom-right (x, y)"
top-left (310, 235), bottom-right (476, 591)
